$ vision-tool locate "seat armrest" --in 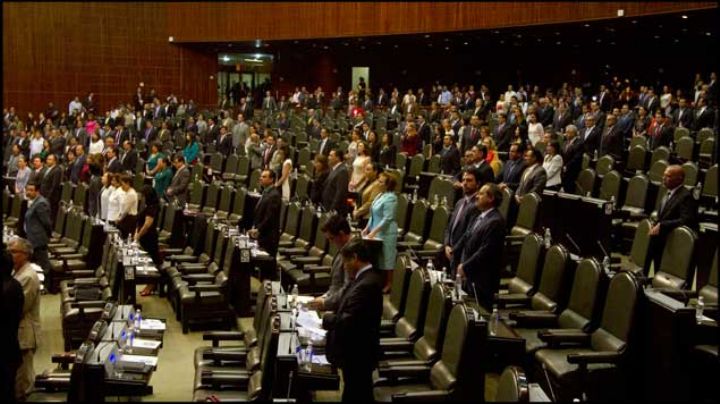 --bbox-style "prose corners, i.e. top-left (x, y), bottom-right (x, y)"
top-left (656, 288), bottom-right (697, 304)
top-left (495, 293), bottom-right (532, 308)
top-left (303, 265), bottom-right (331, 273)
top-left (203, 331), bottom-right (245, 343)
top-left (509, 311), bottom-right (558, 328)
top-left (291, 256), bottom-right (323, 265)
top-left (505, 235), bottom-right (526, 242)
top-left (69, 270), bottom-right (96, 279)
top-left (51, 353), bottom-right (77, 368)
top-left (72, 300), bottom-right (107, 308)
top-left (205, 349), bottom-right (248, 363)
top-left (162, 247), bottom-right (184, 255)
top-left (381, 365), bottom-right (431, 382)
top-left (567, 351), bottom-right (622, 367)
top-left (537, 329), bottom-right (591, 347)
top-left (416, 249), bottom-right (441, 258)
top-left (379, 339), bottom-right (415, 354)
top-left (182, 273), bottom-right (216, 283)
top-left (200, 372), bottom-right (250, 389)
top-left (71, 277), bottom-right (101, 286)
top-left (392, 390), bottom-right (450, 403)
